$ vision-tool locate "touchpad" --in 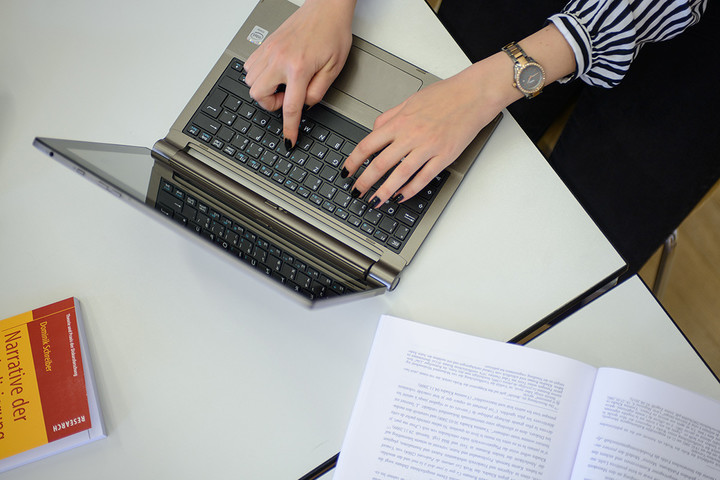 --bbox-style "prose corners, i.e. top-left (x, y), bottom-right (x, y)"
top-left (331, 45), bottom-right (424, 113)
